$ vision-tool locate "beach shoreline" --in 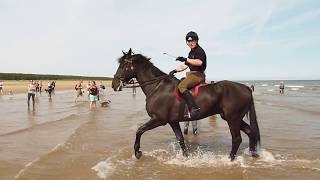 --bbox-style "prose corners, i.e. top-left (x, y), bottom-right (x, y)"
top-left (0, 80), bottom-right (112, 95)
